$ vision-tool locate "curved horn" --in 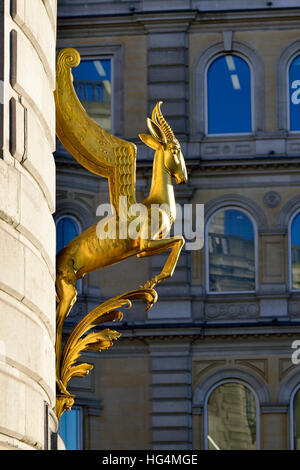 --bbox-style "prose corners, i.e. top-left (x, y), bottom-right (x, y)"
top-left (151, 103), bottom-right (160, 126)
top-left (155, 101), bottom-right (175, 142)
